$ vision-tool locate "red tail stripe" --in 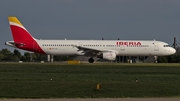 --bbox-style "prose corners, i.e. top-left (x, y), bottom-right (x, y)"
top-left (10, 25), bottom-right (46, 54)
